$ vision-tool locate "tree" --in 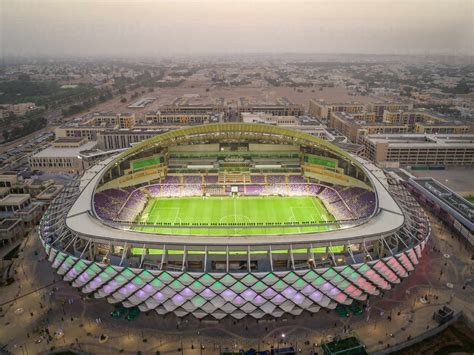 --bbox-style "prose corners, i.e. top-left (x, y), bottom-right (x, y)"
top-left (120, 97), bottom-right (127, 103)
top-left (18, 73), bottom-right (31, 81)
